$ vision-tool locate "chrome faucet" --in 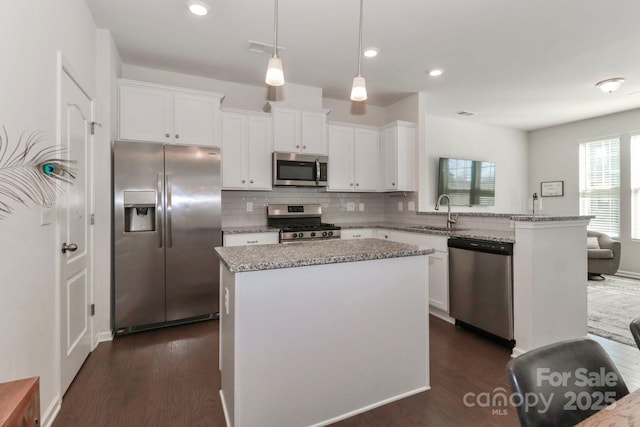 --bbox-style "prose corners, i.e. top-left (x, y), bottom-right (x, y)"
top-left (435, 194), bottom-right (457, 230)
